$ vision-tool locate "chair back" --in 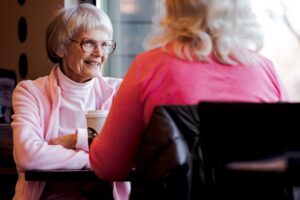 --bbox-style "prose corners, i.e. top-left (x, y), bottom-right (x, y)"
top-left (132, 102), bottom-right (298, 200)
top-left (198, 102), bottom-right (298, 200)
top-left (0, 123), bottom-right (17, 200)
top-left (0, 123), bottom-right (15, 167)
